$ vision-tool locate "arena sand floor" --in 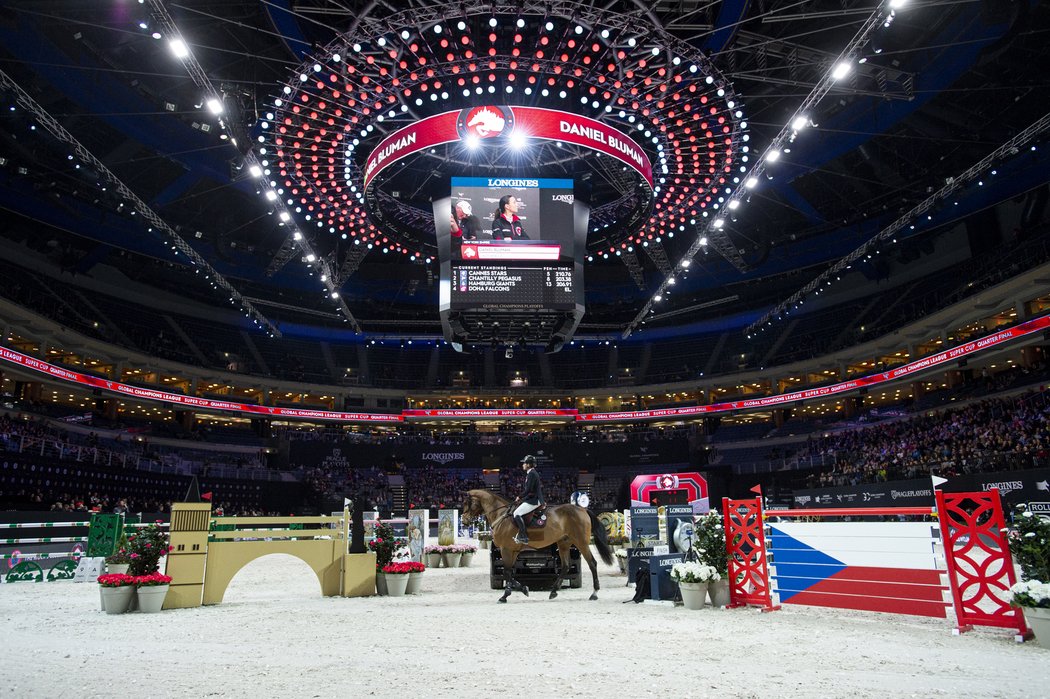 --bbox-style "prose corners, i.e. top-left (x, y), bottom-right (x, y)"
top-left (1, 548), bottom-right (1045, 698)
